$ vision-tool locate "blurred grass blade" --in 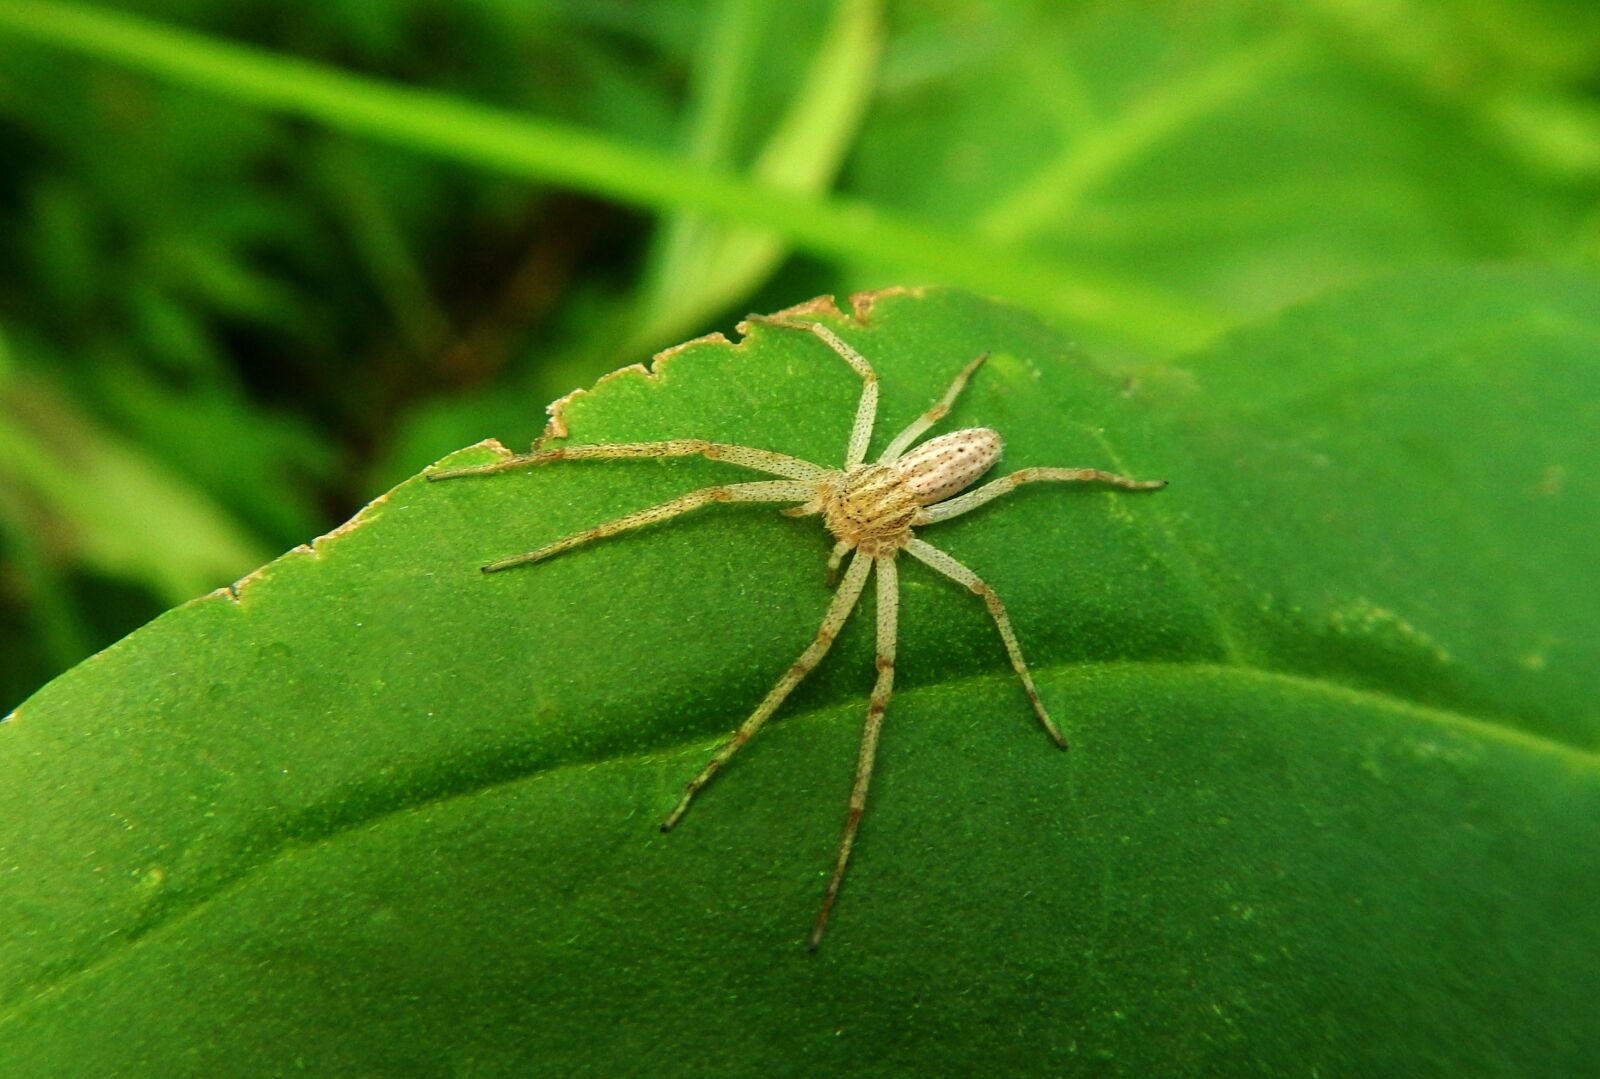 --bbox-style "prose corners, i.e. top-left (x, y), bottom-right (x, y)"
top-left (0, 487), bottom-right (94, 670)
top-left (629, 0), bottom-right (884, 354)
top-left (314, 140), bottom-right (451, 359)
top-left (1482, 90), bottom-right (1600, 178)
top-left (0, 377), bottom-right (269, 603)
top-left (0, 0), bottom-right (1220, 350)
top-left (978, 32), bottom-right (1308, 243)
top-left (634, 0), bottom-right (766, 332)
top-left (0, 331), bottom-right (94, 668)
top-left (1308, 0), bottom-right (1600, 177)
